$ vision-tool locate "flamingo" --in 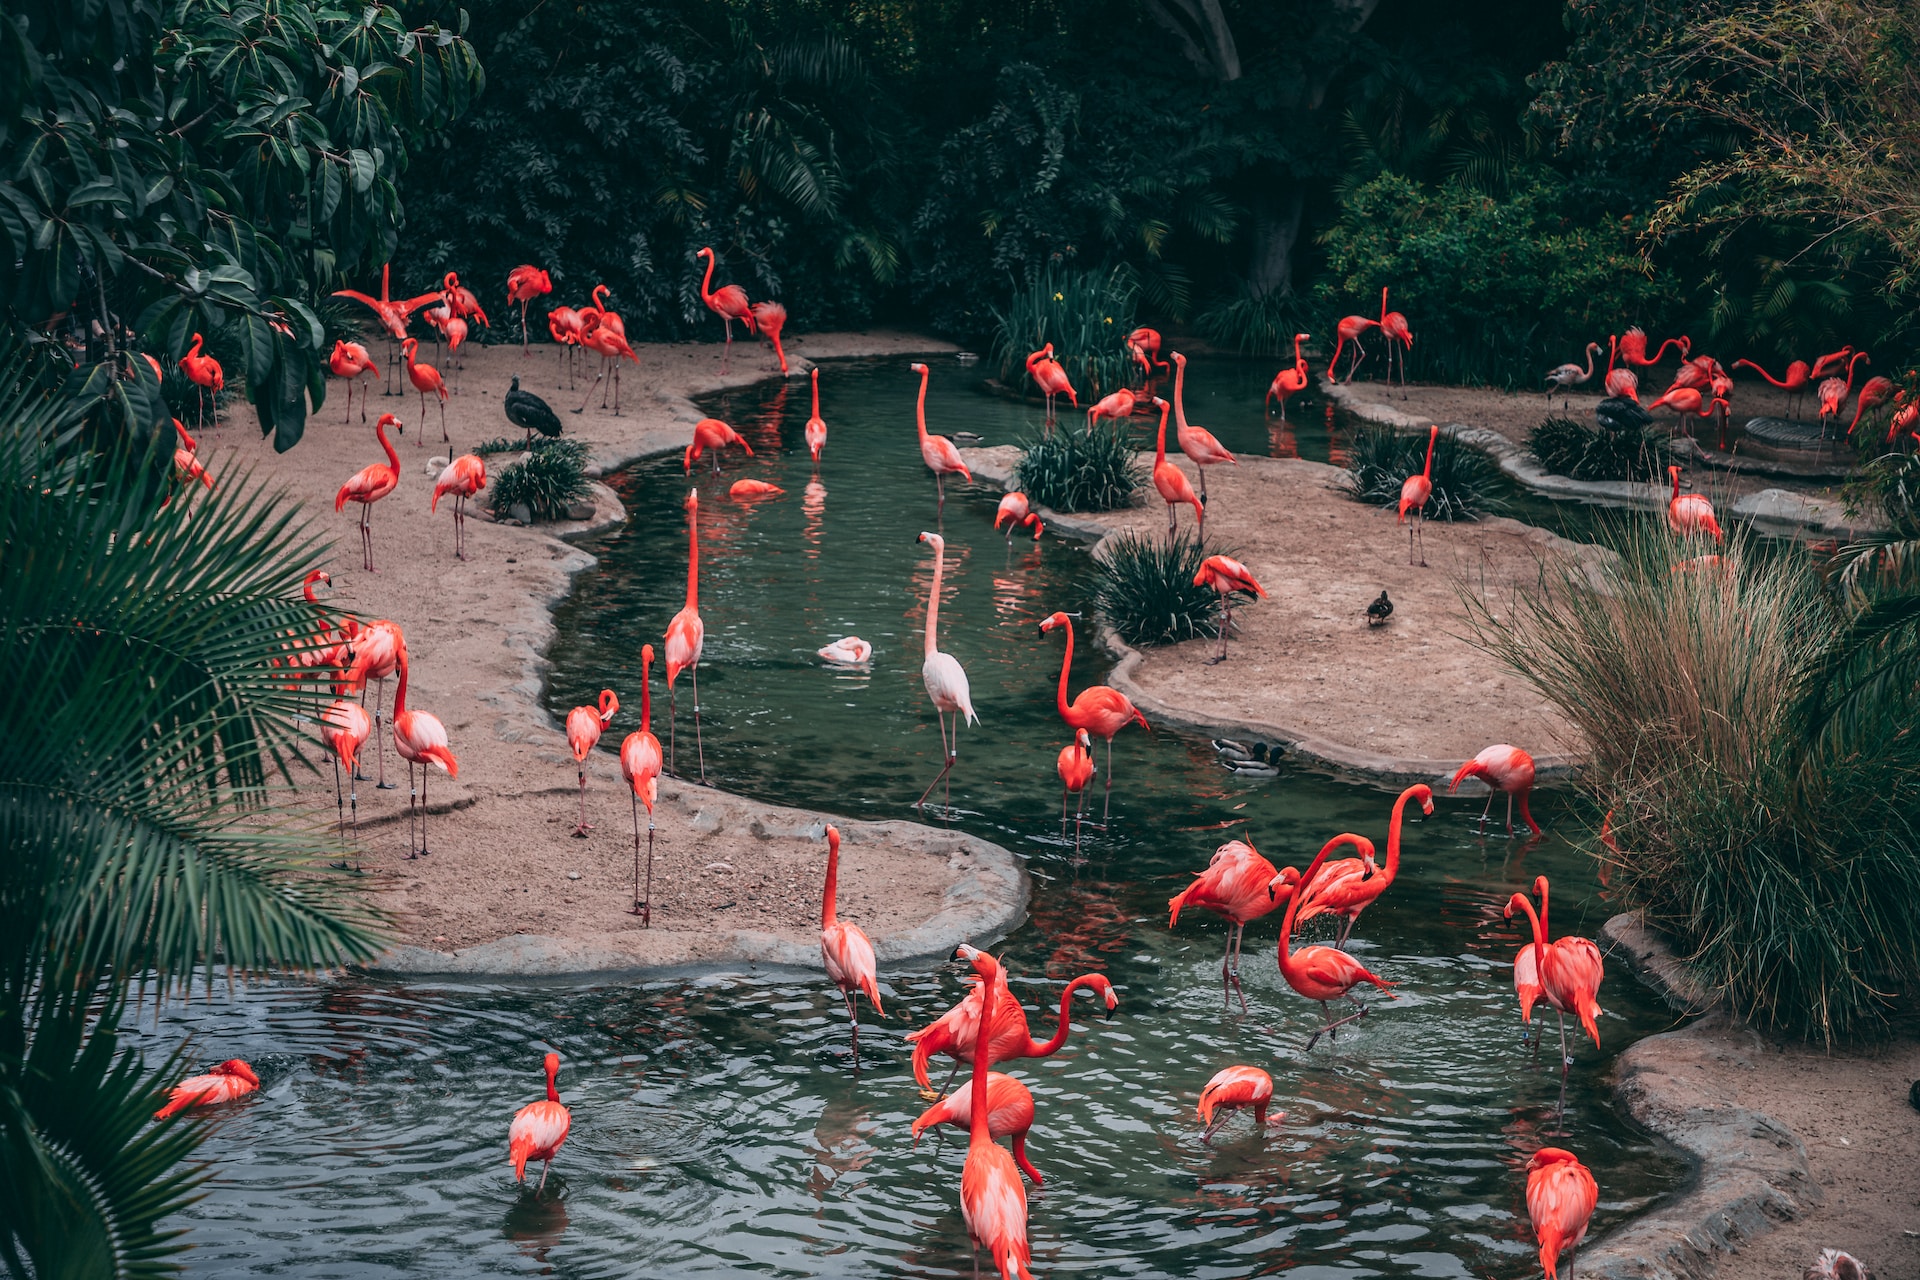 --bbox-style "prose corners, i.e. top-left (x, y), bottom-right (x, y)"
top-left (819, 824), bottom-right (884, 1061)
top-left (154, 1059), bottom-right (259, 1120)
top-left (179, 332), bottom-right (224, 429)
top-left (1197, 1065), bottom-right (1278, 1141)
top-left (390, 641), bottom-right (458, 860)
top-left (620, 644), bottom-right (663, 922)
top-left (400, 338), bottom-right (448, 446)
top-left (1038, 611), bottom-right (1148, 823)
top-left (1809, 344), bottom-right (1856, 379)
top-left (1085, 386), bottom-right (1137, 432)
top-left (548, 306), bottom-right (583, 388)
top-left (564, 688), bottom-right (619, 836)
top-left (1126, 326), bottom-right (1169, 378)
top-left (750, 300), bottom-right (789, 373)
top-left (1271, 835), bottom-right (1397, 1049)
top-left (332, 264), bottom-right (442, 386)
top-left (729, 479), bottom-right (784, 500)
top-left (1170, 353), bottom-right (1236, 502)
top-left (1847, 375), bottom-right (1896, 435)
top-left (1326, 308), bottom-right (1380, 382)
top-left (1025, 343), bottom-right (1077, 429)
top-left (1733, 356), bottom-right (1811, 418)
top-left (1887, 391), bottom-right (1919, 446)
top-left (912, 531), bottom-right (976, 813)
top-left (817, 636), bottom-right (873, 666)
top-left (1506, 886), bottom-right (1604, 1111)
top-left (1294, 783), bottom-right (1435, 946)
top-left (804, 366), bottom-right (827, 464)
top-left (335, 412), bottom-right (403, 572)
top-left (342, 618), bottom-right (404, 793)
top-left (319, 698), bottom-right (371, 861)
top-left (911, 362), bottom-right (972, 511)
top-left (442, 315), bottom-right (468, 393)
top-left (171, 419), bottom-right (213, 492)
top-left (1449, 745), bottom-right (1542, 835)
top-left (328, 339), bottom-right (381, 423)
top-left (506, 265), bottom-right (553, 354)
top-left (431, 453), bottom-right (487, 561)
top-left (1150, 396), bottom-right (1204, 540)
top-left (1527, 1147), bottom-right (1598, 1280)
top-left (1616, 326), bottom-right (1689, 368)
top-left (1266, 332), bottom-right (1312, 418)
top-left (440, 272), bottom-right (490, 331)
top-left (1056, 727), bottom-right (1094, 843)
top-left (1663, 465), bottom-right (1723, 542)
top-left (994, 493), bottom-right (1034, 541)
top-left (1168, 837), bottom-right (1297, 1011)
top-left (1400, 424), bottom-right (1438, 567)
top-left (1379, 293), bottom-right (1414, 396)
top-left (1603, 339), bottom-right (1640, 401)
top-left (1193, 554), bottom-right (1266, 665)
top-left (507, 1053), bottom-right (571, 1195)
top-left (906, 944), bottom-right (1117, 1091)
top-left (912, 1072), bottom-right (1042, 1184)
top-left (1816, 352), bottom-right (1869, 430)
top-left (683, 417), bottom-right (754, 474)
top-left (1545, 343), bottom-right (1604, 408)
top-left (665, 491), bottom-right (707, 784)
top-left (574, 316), bottom-right (638, 415)
top-left (1511, 875), bottom-right (1548, 1033)
top-left (955, 949), bottom-right (1034, 1280)
top-left (695, 246), bottom-right (755, 365)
